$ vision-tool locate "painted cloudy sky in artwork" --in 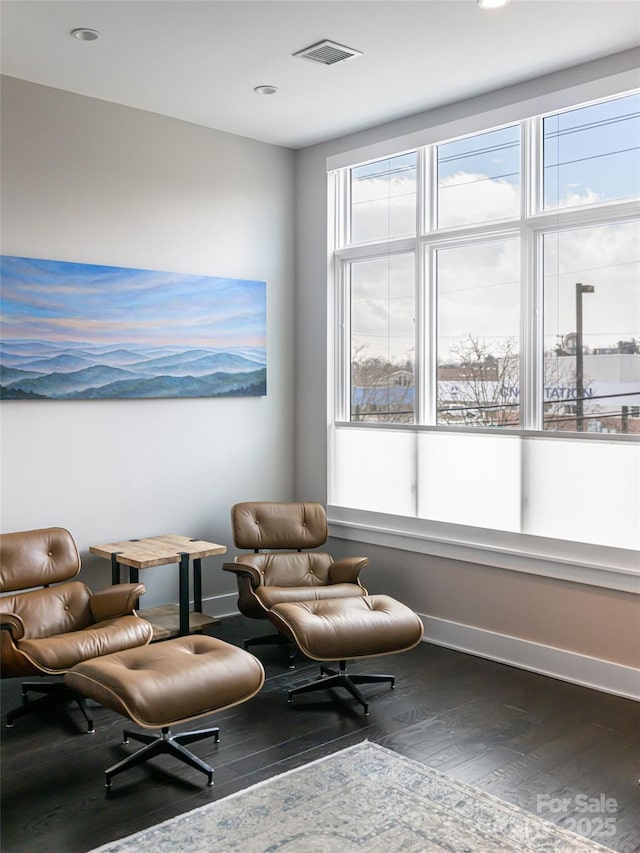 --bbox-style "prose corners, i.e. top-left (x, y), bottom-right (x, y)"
top-left (0, 256), bottom-right (266, 399)
top-left (1, 255), bottom-right (266, 348)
